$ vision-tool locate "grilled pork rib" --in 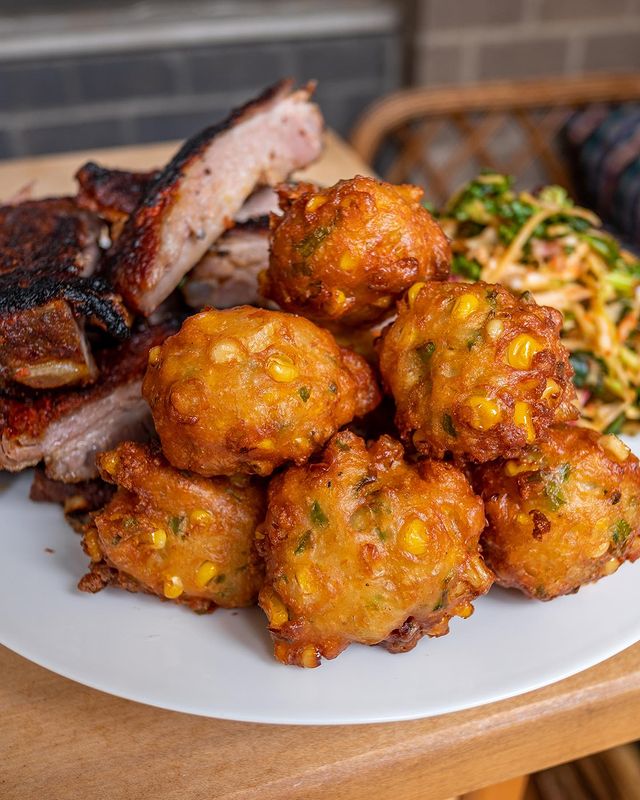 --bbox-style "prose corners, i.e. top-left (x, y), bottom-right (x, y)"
top-left (0, 197), bottom-right (130, 389)
top-left (76, 164), bottom-right (278, 228)
top-left (0, 323), bottom-right (174, 481)
top-left (182, 217), bottom-right (270, 309)
top-left (0, 270), bottom-right (130, 389)
top-left (109, 81), bottom-right (323, 315)
top-left (75, 163), bottom-right (160, 239)
top-left (0, 197), bottom-right (100, 277)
